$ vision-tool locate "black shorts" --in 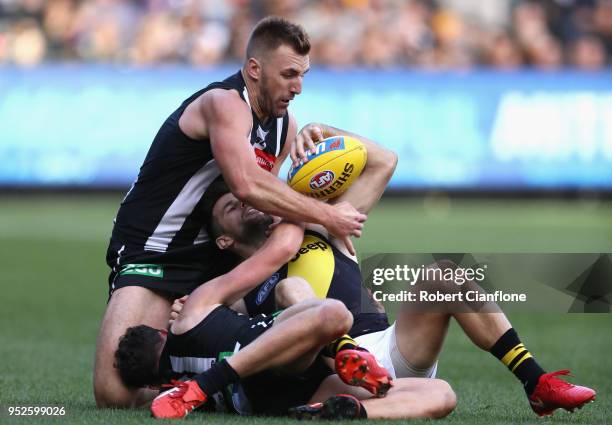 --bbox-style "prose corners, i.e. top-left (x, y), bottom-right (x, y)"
top-left (244, 356), bottom-right (332, 416)
top-left (106, 241), bottom-right (239, 299)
